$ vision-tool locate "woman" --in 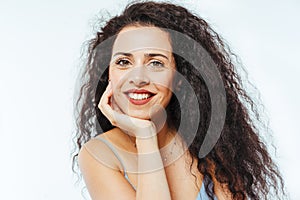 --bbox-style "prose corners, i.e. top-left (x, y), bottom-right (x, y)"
top-left (72, 1), bottom-right (286, 199)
